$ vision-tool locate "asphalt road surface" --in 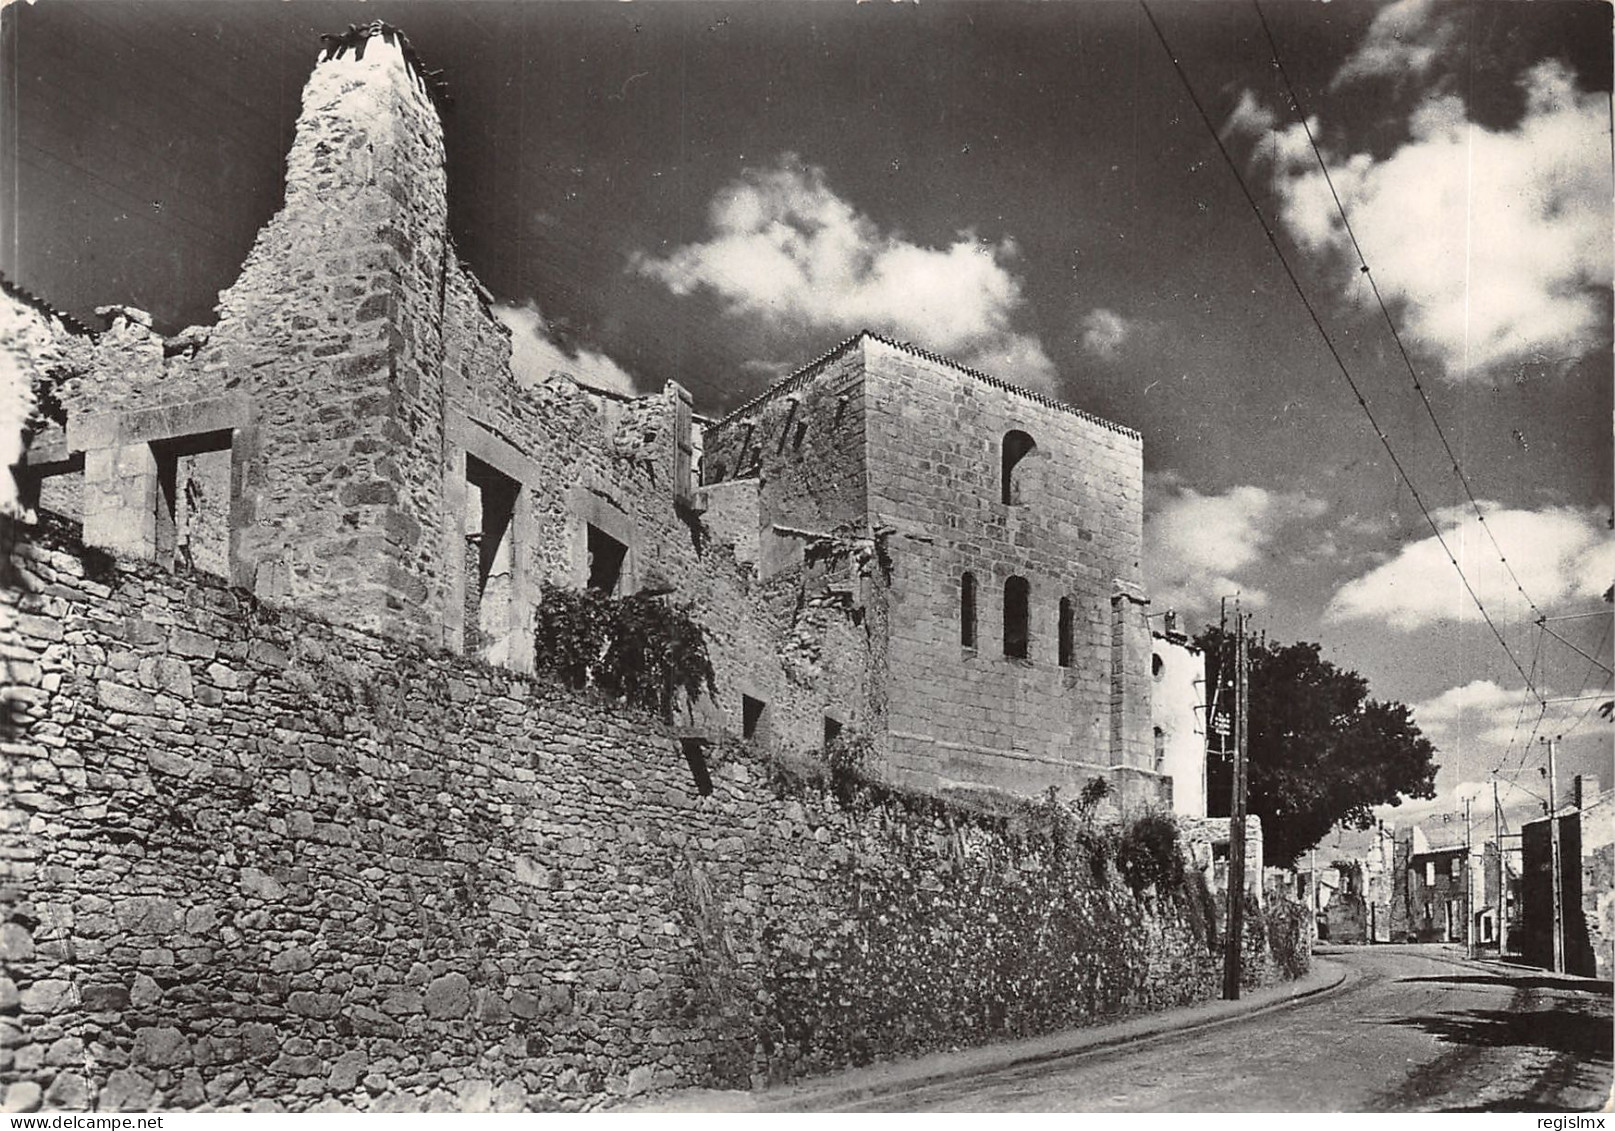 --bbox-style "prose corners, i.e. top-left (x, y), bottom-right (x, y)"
top-left (839, 946), bottom-right (1613, 1112)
